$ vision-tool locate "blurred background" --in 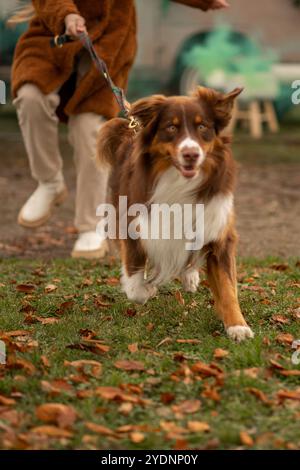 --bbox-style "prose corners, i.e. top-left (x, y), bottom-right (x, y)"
top-left (0, 0), bottom-right (299, 259)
